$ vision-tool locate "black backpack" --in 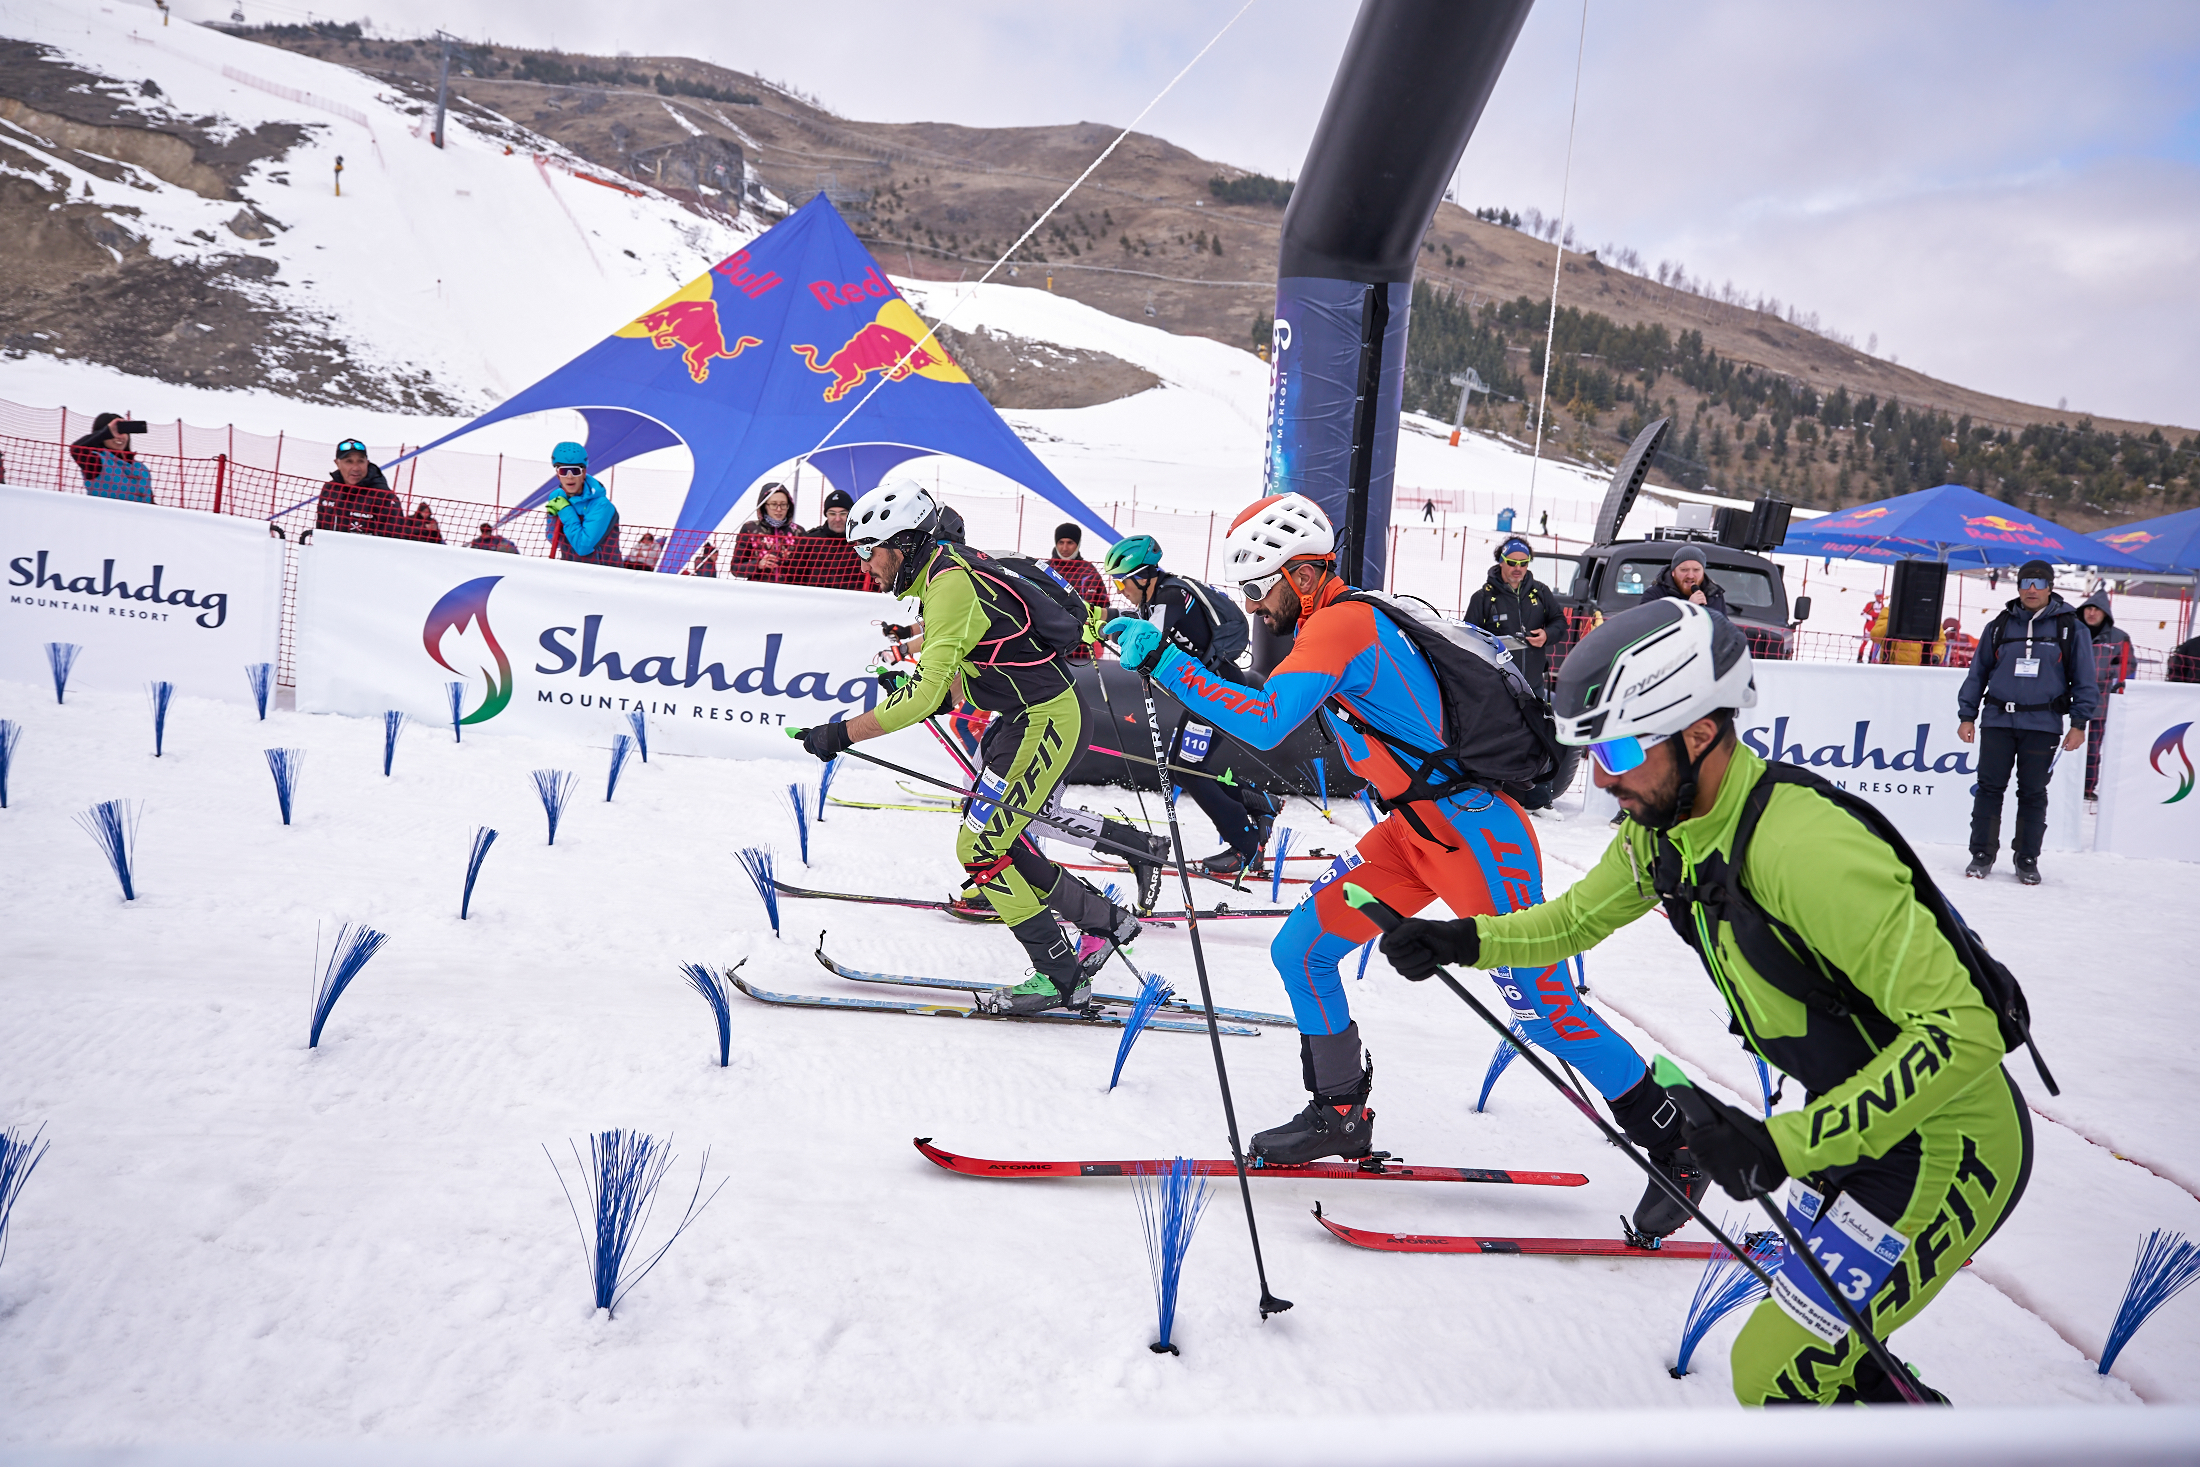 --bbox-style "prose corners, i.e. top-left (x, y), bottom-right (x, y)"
top-left (1324, 590), bottom-right (1579, 850)
top-left (1650, 759), bottom-right (2057, 1095)
top-left (956, 548), bottom-right (1093, 659)
top-left (1164, 573), bottom-right (1251, 667)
